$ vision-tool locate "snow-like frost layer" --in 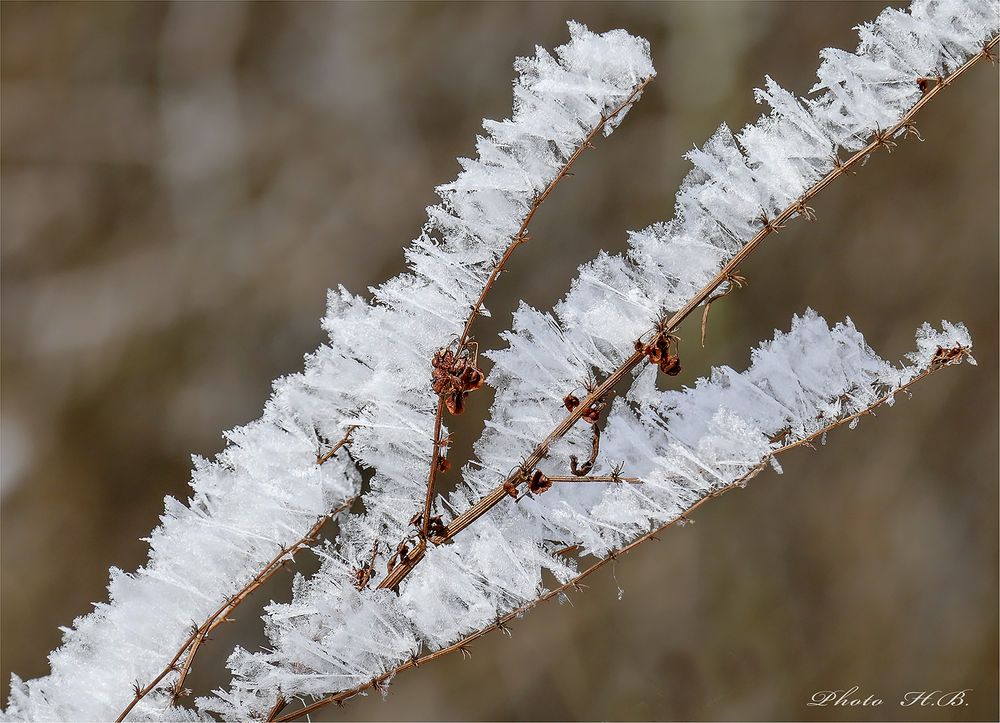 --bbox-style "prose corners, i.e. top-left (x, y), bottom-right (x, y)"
top-left (4, 370), bottom-right (361, 721)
